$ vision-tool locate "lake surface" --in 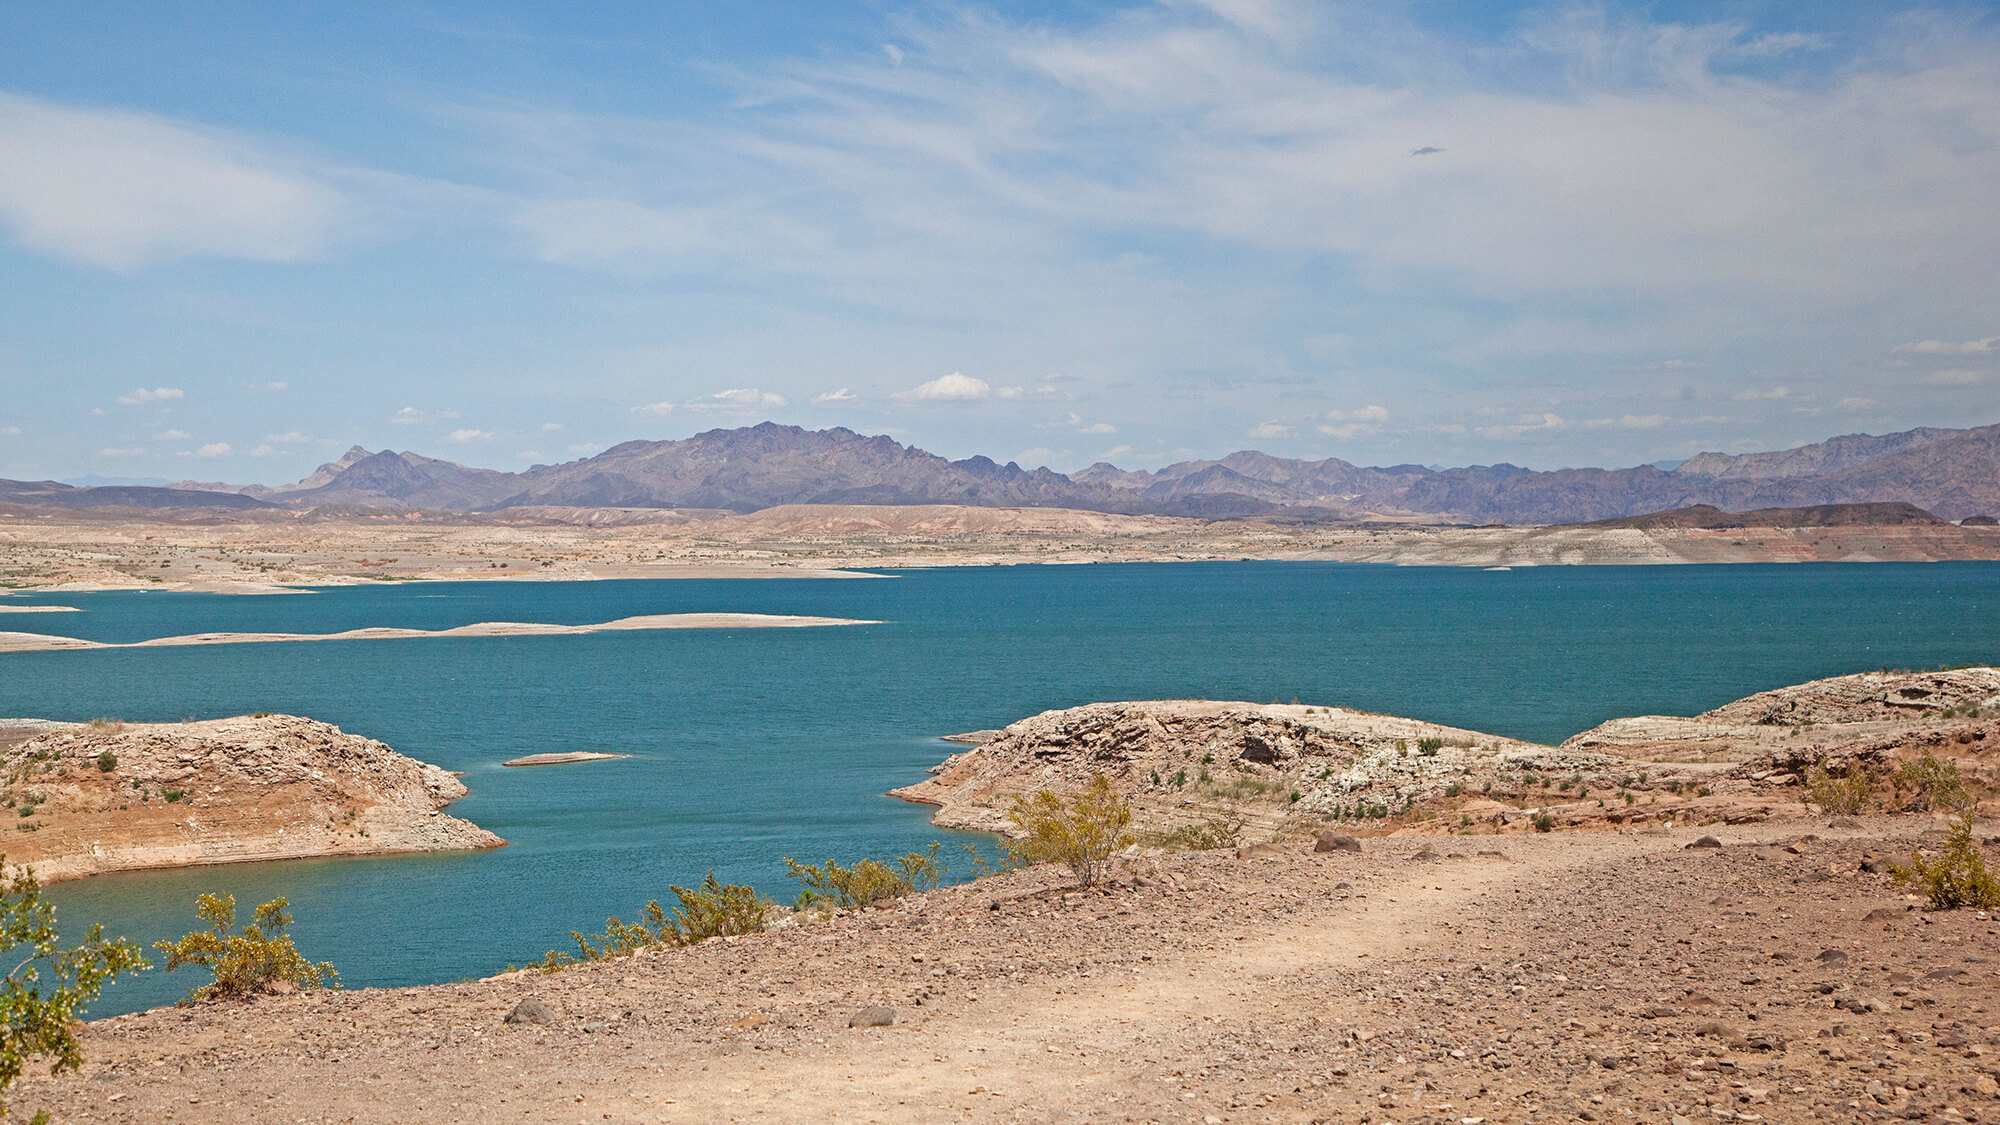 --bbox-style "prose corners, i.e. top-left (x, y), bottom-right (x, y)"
top-left (2, 561), bottom-right (1996, 1014)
